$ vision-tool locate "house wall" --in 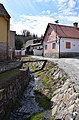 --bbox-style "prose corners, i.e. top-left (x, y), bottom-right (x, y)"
top-left (33, 49), bottom-right (43, 56)
top-left (43, 27), bottom-right (59, 58)
top-left (9, 31), bottom-right (16, 50)
top-left (60, 38), bottom-right (79, 57)
top-left (0, 17), bottom-right (10, 60)
top-left (0, 17), bottom-right (7, 42)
